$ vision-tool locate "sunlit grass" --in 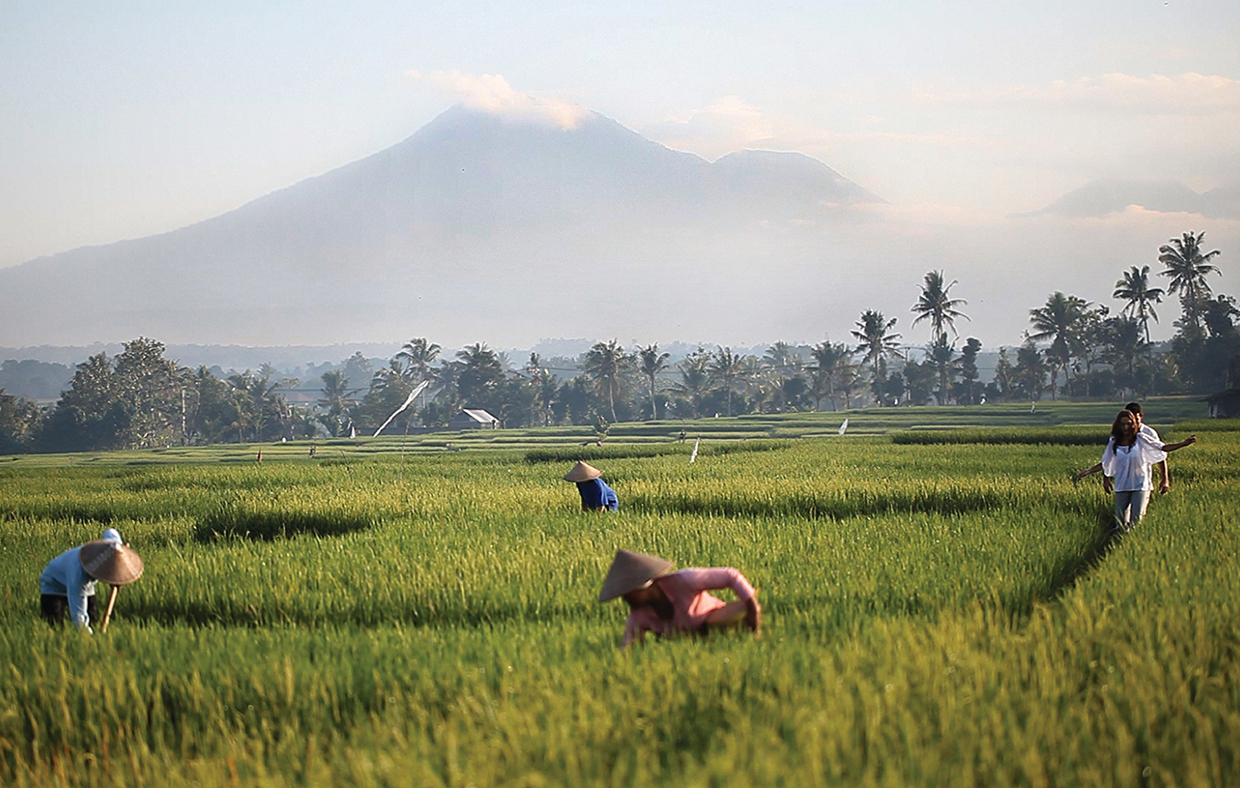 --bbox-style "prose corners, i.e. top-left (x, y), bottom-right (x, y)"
top-left (0, 416), bottom-right (1235, 786)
